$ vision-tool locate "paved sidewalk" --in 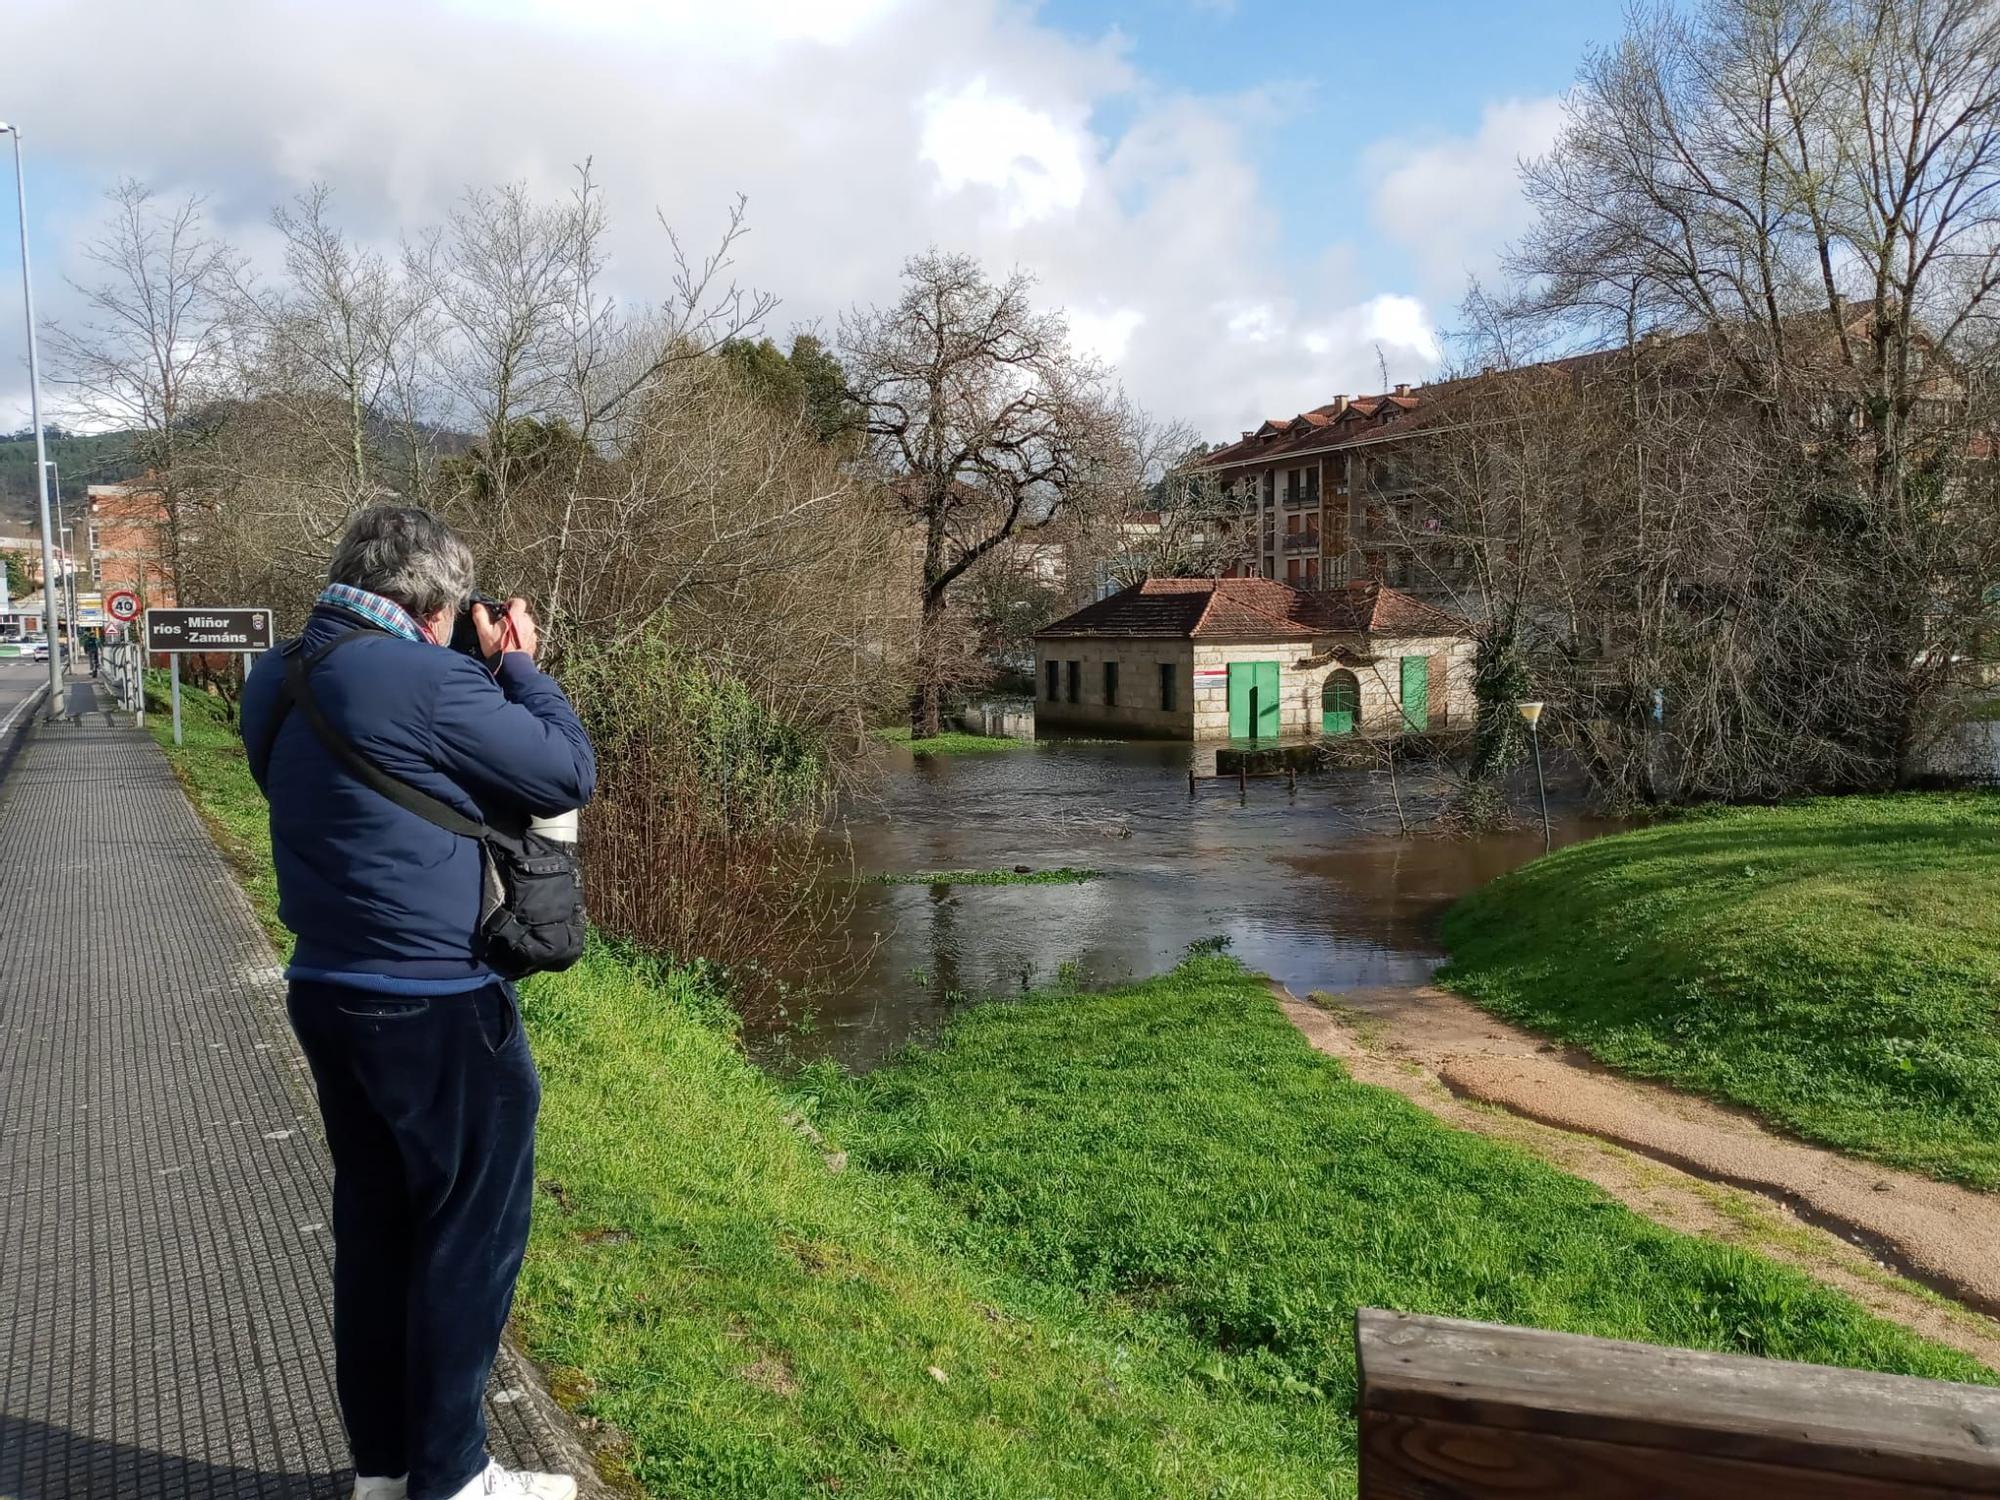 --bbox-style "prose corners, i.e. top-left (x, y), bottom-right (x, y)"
top-left (0, 700), bottom-right (596, 1498)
